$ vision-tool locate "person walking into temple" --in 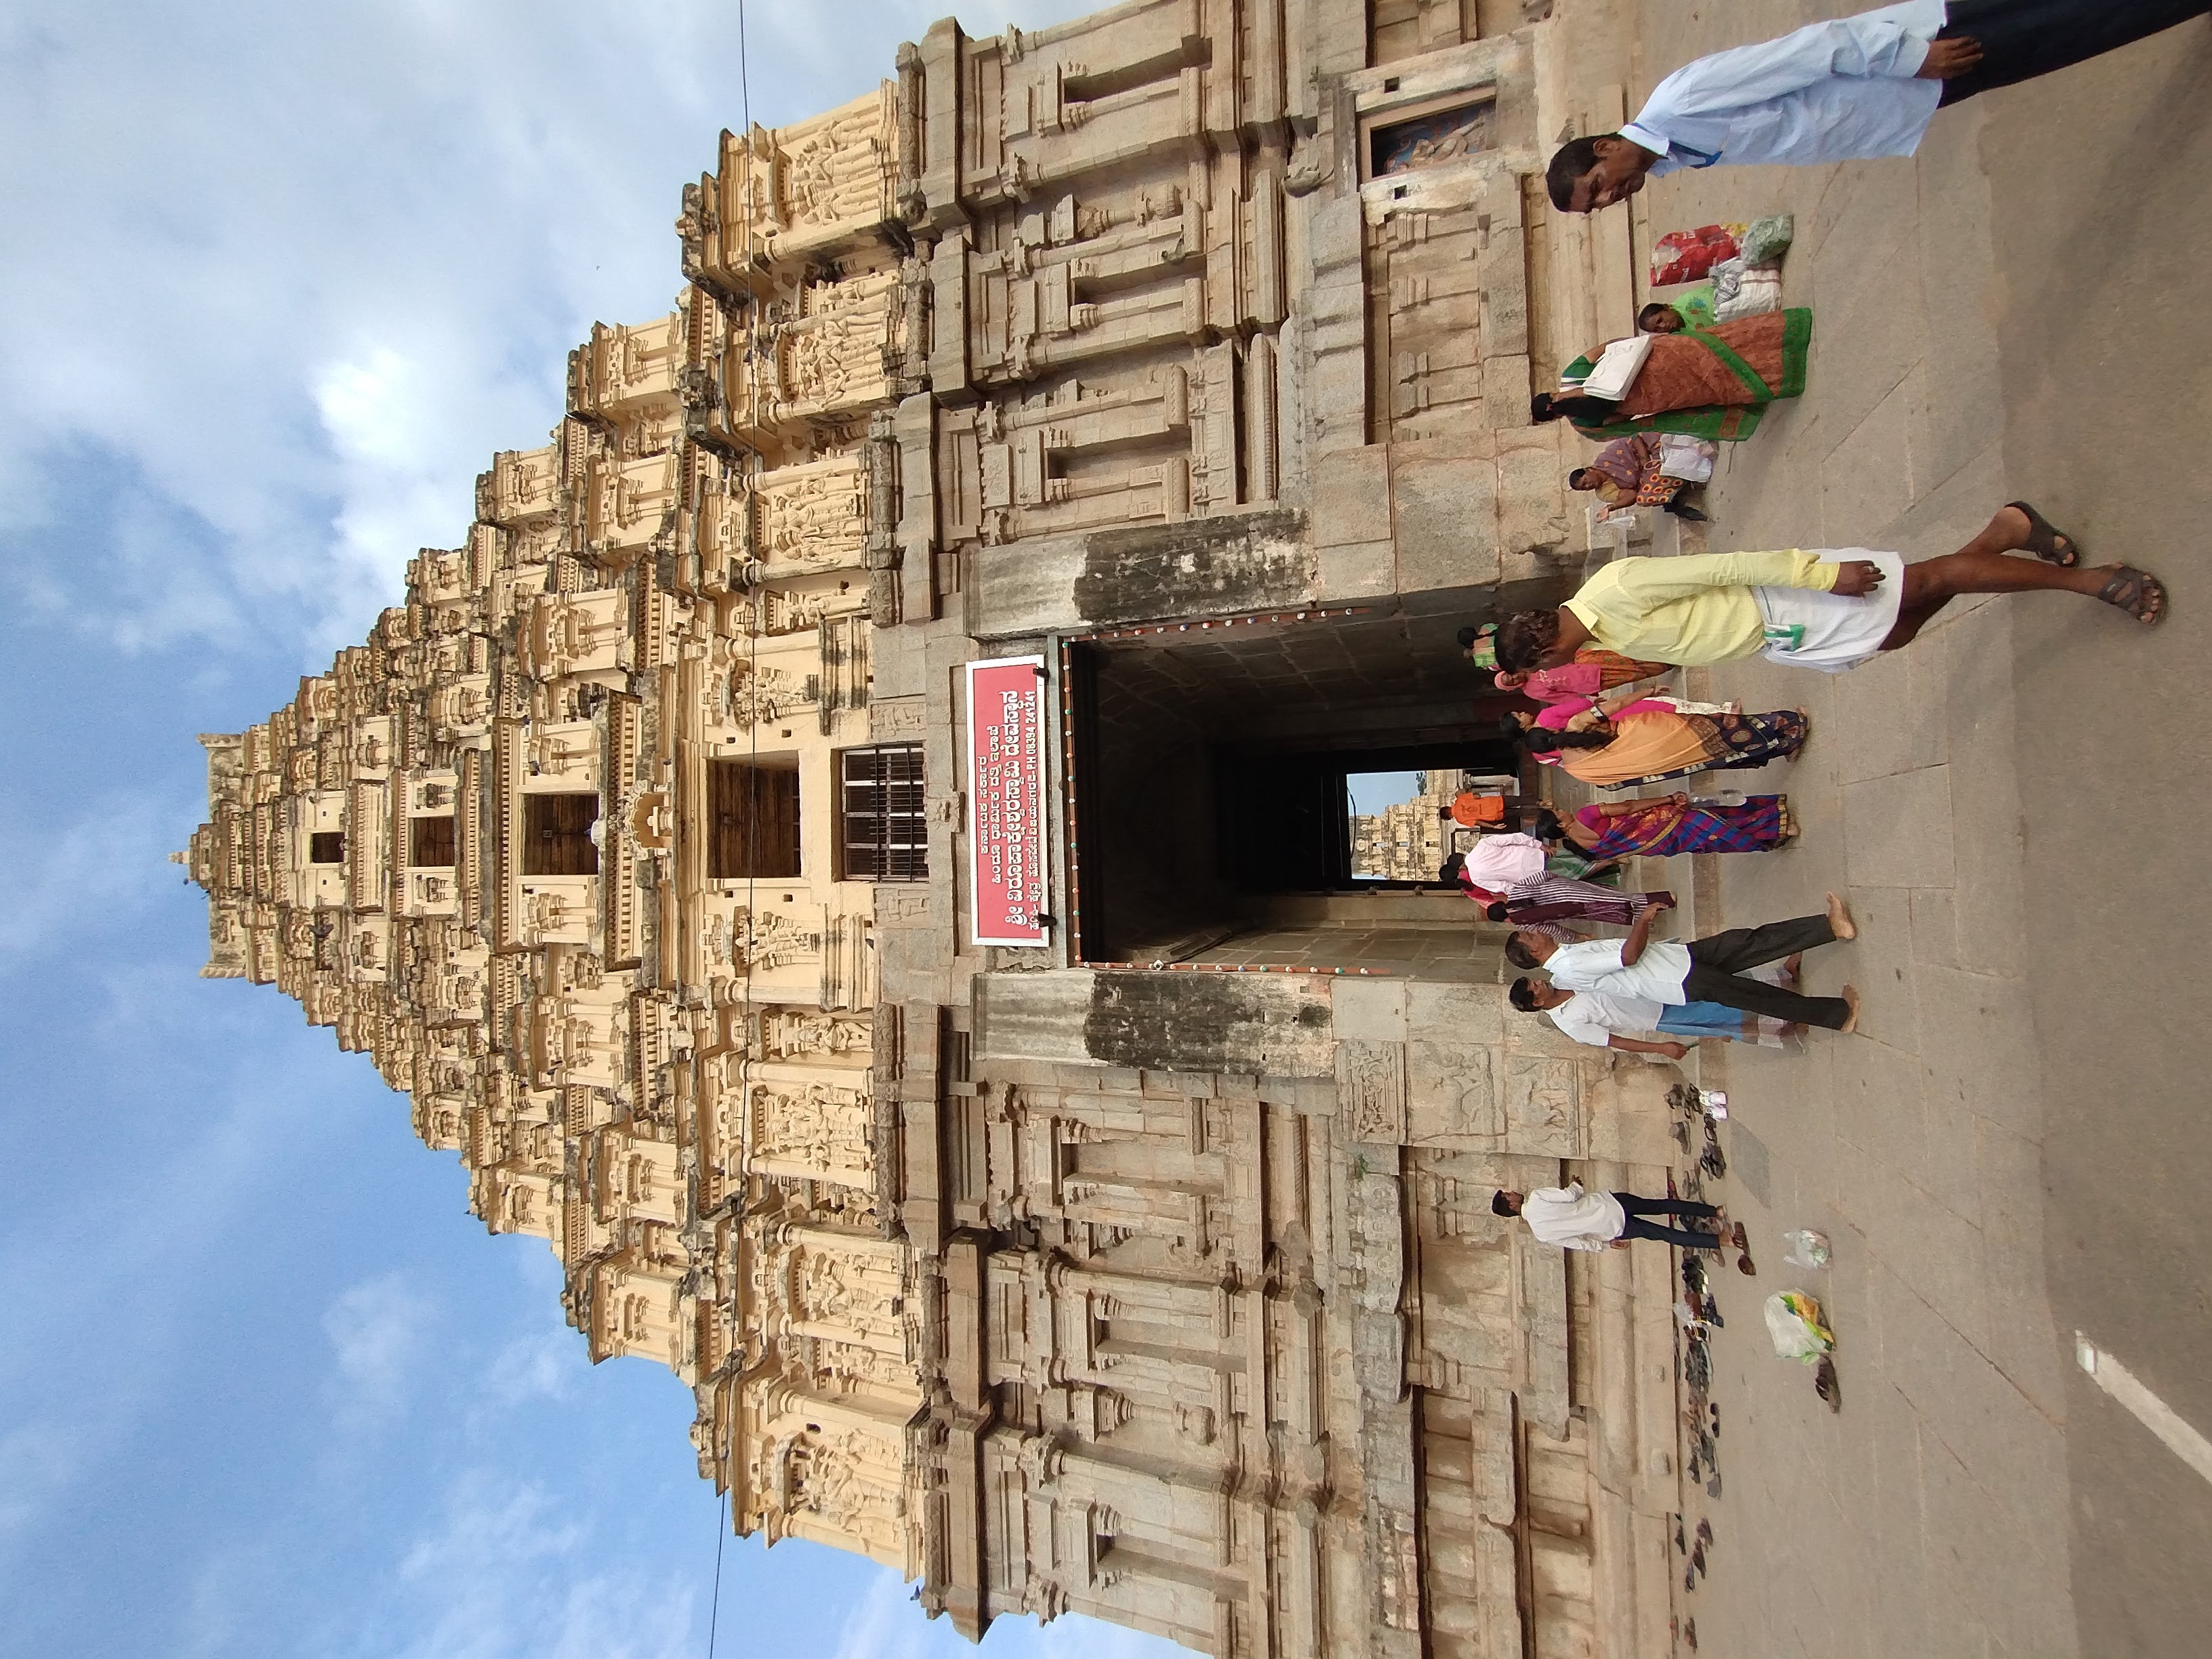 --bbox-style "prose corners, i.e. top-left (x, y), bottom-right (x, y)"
top-left (1567, 792), bottom-right (1796, 859)
top-left (1506, 890), bottom-right (1863, 1032)
top-left (1547, 1), bottom-right (2212, 215)
top-left (1447, 858), bottom-right (1674, 928)
top-left (1436, 830), bottom-right (1565, 907)
top-left (1504, 702), bottom-right (1809, 789)
top-left (1490, 504), bottom-right (2163, 682)
top-left (1460, 626), bottom-right (1666, 691)
top-left (1492, 1185), bottom-right (1752, 1267)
